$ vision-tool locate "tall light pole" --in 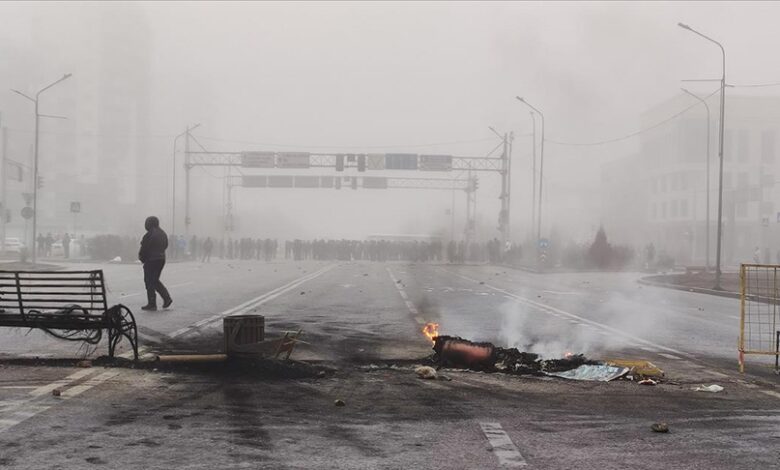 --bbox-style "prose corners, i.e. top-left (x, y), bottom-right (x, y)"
top-left (679, 22), bottom-right (726, 289)
top-left (681, 88), bottom-right (712, 272)
top-left (516, 97), bottom-right (545, 247)
top-left (529, 111), bottom-right (537, 242)
top-left (172, 123), bottom-right (200, 259)
top-left (11, 73), bottom-right (72, 264)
